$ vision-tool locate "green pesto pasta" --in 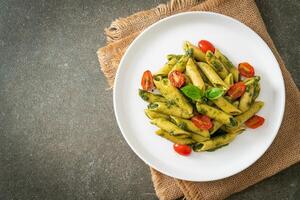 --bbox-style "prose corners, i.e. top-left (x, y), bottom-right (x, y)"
top-left (212, 97), bottom-right (242, 115)
top-left (183, 41), bottom-right (206, 61)
top-left (205, 50), bottom-right (229, 79)
top-left (153, 77), bottom-right (193, 116)
top-left (191, 133), bottom-right (209, 143)
top-left (139, 40), bottom-right (265, 154)
top-left (197, 62), bottom-right (229, 90)
top-left (239, 84), bottom-right (254, 112)
top-left (214, 49), bottom-right (239, 82)
top-left (139, 89), bottom-right (167, 103)
top-left (185, 58), bottom-right (205, 90)
top-left (209, 120), bottom-right (223, 135)
top-left (148, 102), bottom-right (192, 119)
top-left (193, 131), bottom-right (238, 152)
top-left (144, 109), bottom-right (169, 120)
top-left (169, 55), bottom-right (189, 73)
top-left (224, 73), bottom-right (234, 86)
top-left (151, 118), bottom-right (192, 137)
top-left (196, 103), bottom-right (238, 126)
top-left (170, 116), bottom-right (210, 138)
top-left (155, 129), bottom-right (195, 145)
top-left (156, 57), bottom-right (179, 75)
